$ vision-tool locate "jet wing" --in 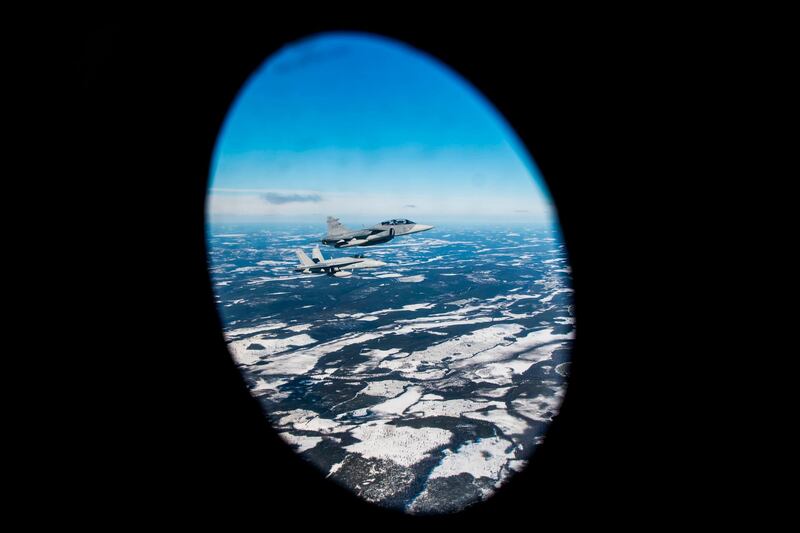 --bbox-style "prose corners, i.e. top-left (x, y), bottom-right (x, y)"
top-left (335, 238), bottom-right (368, 248)
top-left (304, 258), bottom-right (363, 271)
